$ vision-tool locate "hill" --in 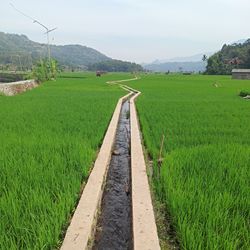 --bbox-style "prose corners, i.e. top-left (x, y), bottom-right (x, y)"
top-left (0, 32), bottom-right (143, 72)
top-left (206, 39), bottom-right (250, 75)
top-left (88, 60), bottom-right (143, 72)
top-left (149, 52), bottom-right (213, 64)
top-left (0, 32), bottom-right (110, 69)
